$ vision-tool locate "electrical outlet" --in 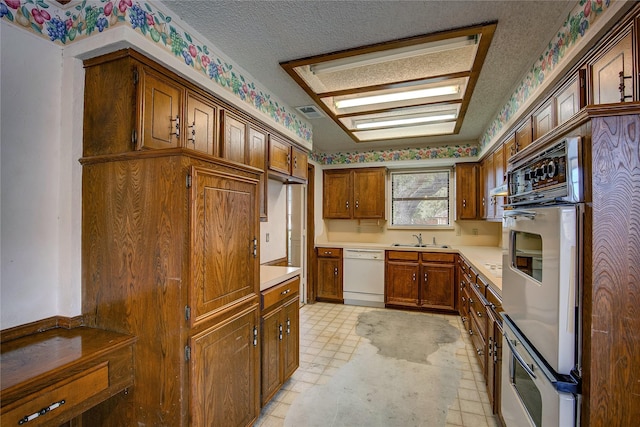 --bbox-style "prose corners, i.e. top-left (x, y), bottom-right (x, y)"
top-left (472, 228), bottom-right (478, 236)
top-left (266, 233), bottom-right (270, 242)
